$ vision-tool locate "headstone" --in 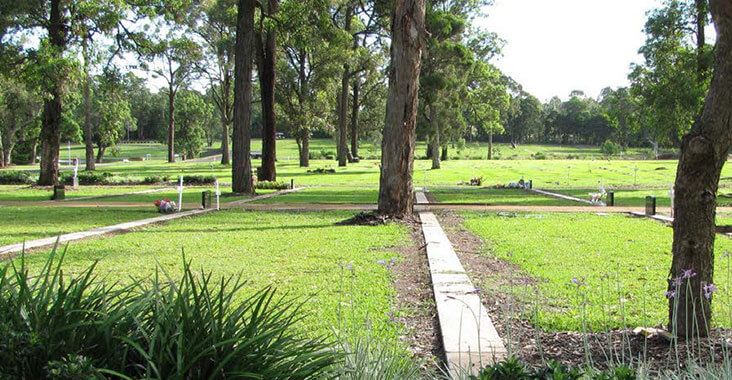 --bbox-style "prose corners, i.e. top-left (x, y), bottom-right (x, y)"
top-left (645, 196), bottom-right (656, 216)
top-left (146, 153), bottom-right (152, 160)
top-left (201, 190), bottom-right (212, 209)
top-left (606, 191), bottom-right (615, 206)
top-left (52, 185), bottom-right (65, 200)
